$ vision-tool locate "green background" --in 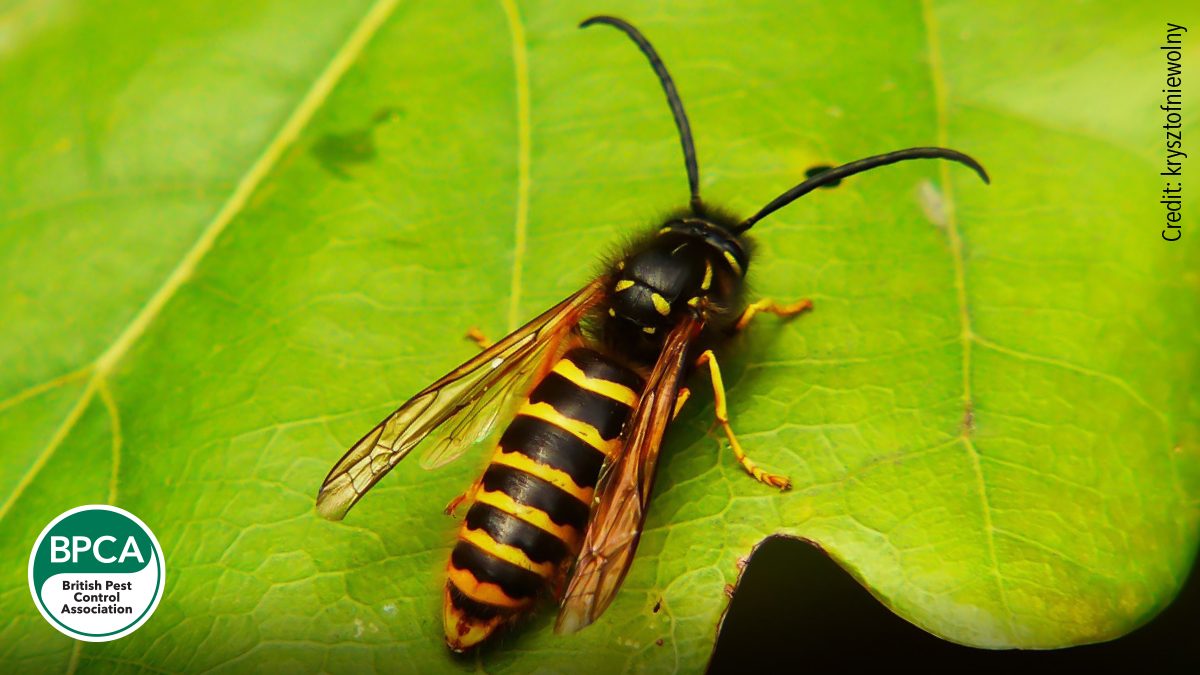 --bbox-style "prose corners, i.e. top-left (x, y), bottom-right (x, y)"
top-left (1, 0), bottom-right (1198, 672)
